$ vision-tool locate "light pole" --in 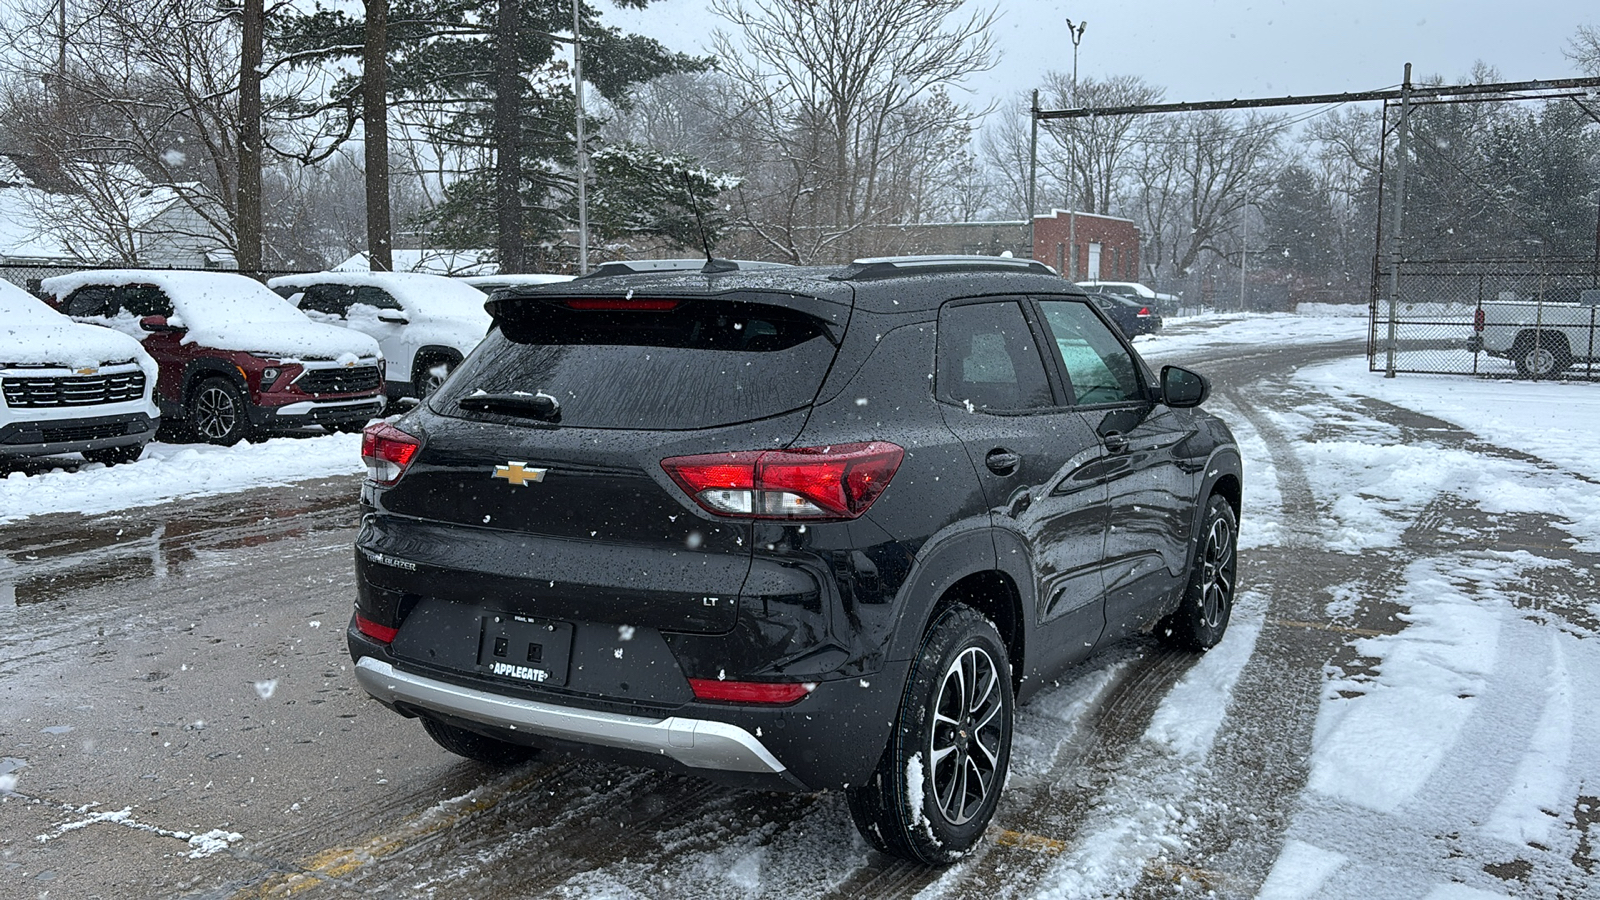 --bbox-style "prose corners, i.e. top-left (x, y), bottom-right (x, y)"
top-left (1065, 18), bottom-right (1086, 280)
